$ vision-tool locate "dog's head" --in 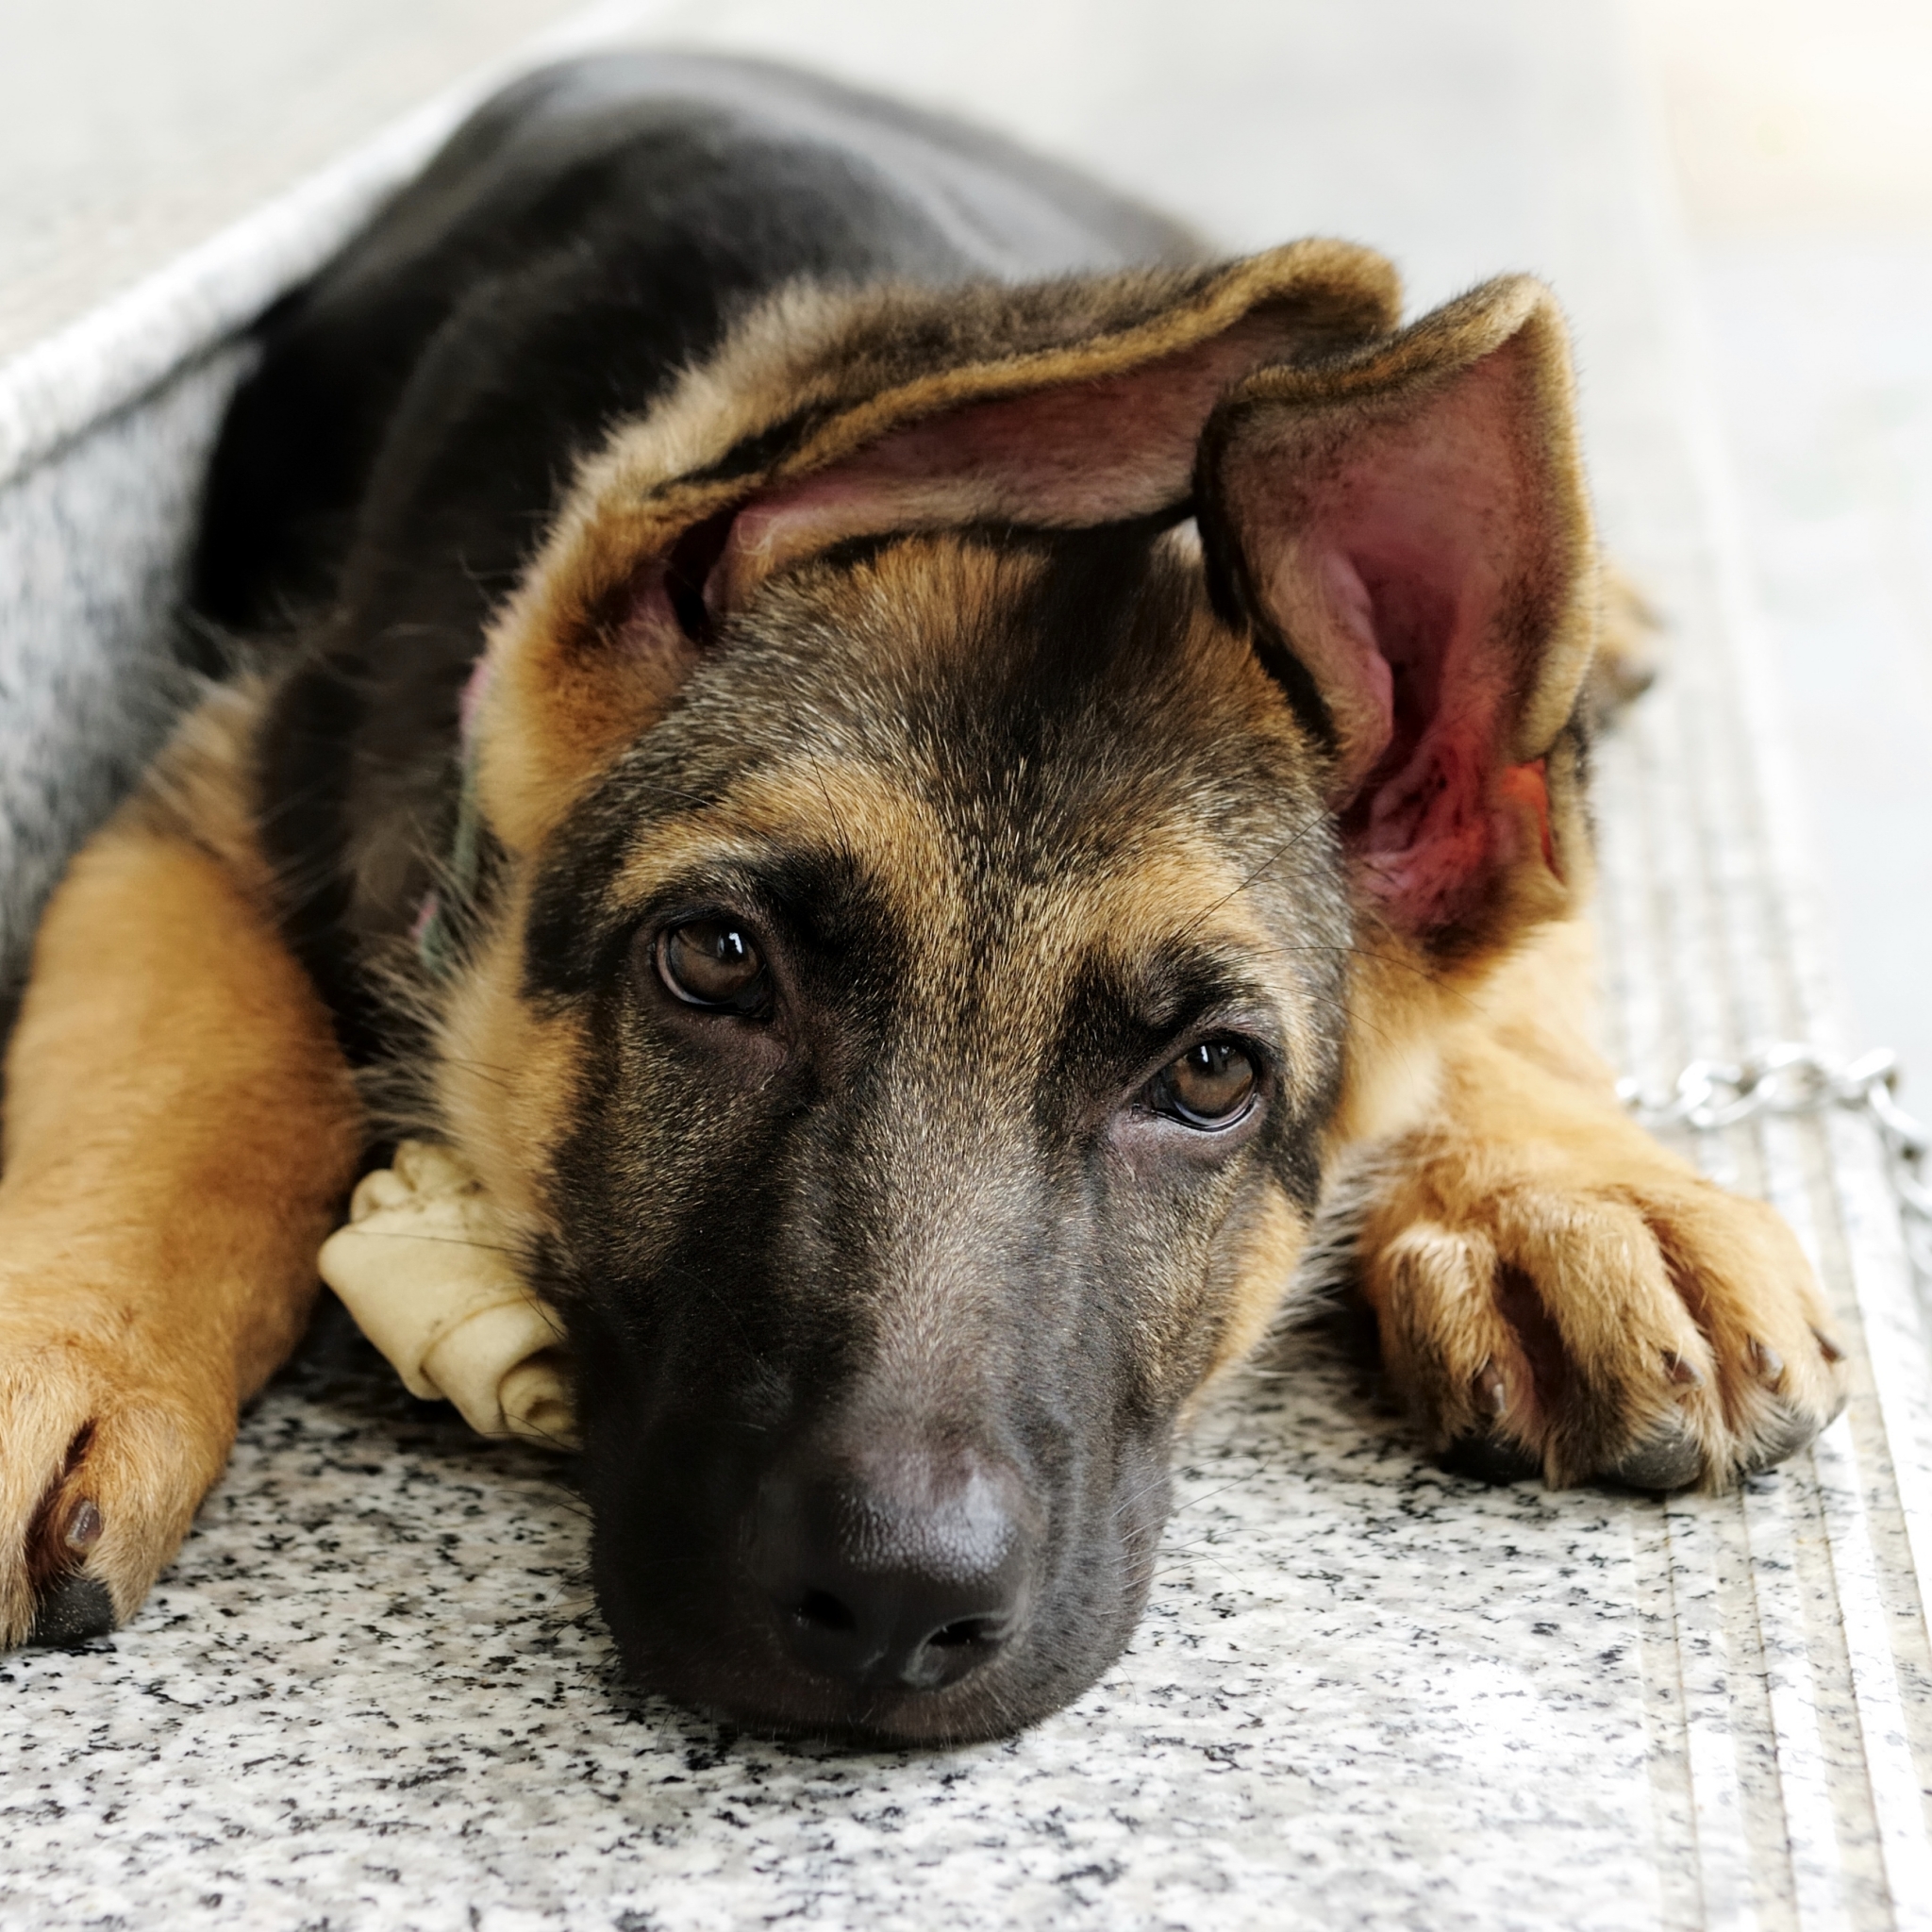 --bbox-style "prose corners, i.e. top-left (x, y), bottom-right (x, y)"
top-left (431, 244), bottom-right (1601, 1740)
